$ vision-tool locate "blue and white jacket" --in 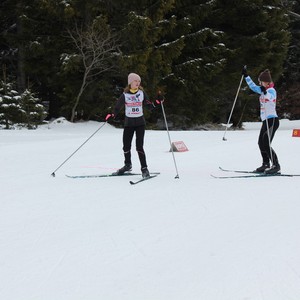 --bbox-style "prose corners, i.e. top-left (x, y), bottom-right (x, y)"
top-left (245, 76), bottom-right (278, 121)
